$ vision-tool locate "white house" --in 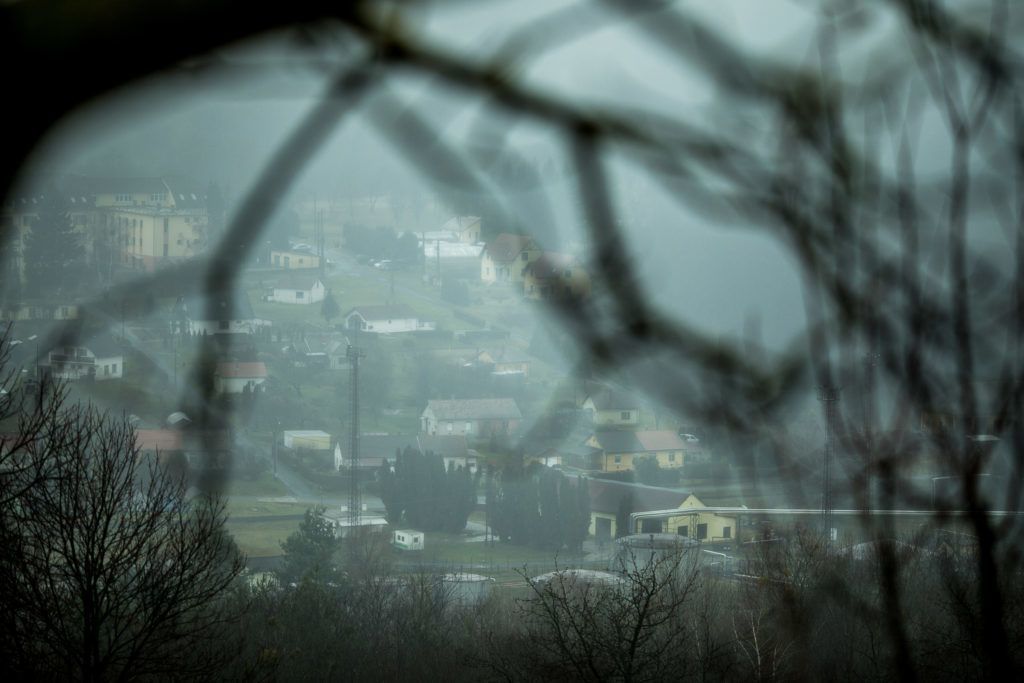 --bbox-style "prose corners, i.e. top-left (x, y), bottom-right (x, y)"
top-left (421, 398), bottom-right (522, 437)
top-left (213, 361), bottom-right (267, 394)
top-left (269, 274), bottom-right (326, 305)
top-left (172, 290), bottom-right (258, 336)
top-left (40, 333), bottom-right (123, 381)
top-left (393, 529), bottom-right (424, 550)
top-left (344, 304), bottom-right (434, 334)
top-left (440, 215), bottom-right (482, 244)
top-left (480, 233), bottom-right (541, 286)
